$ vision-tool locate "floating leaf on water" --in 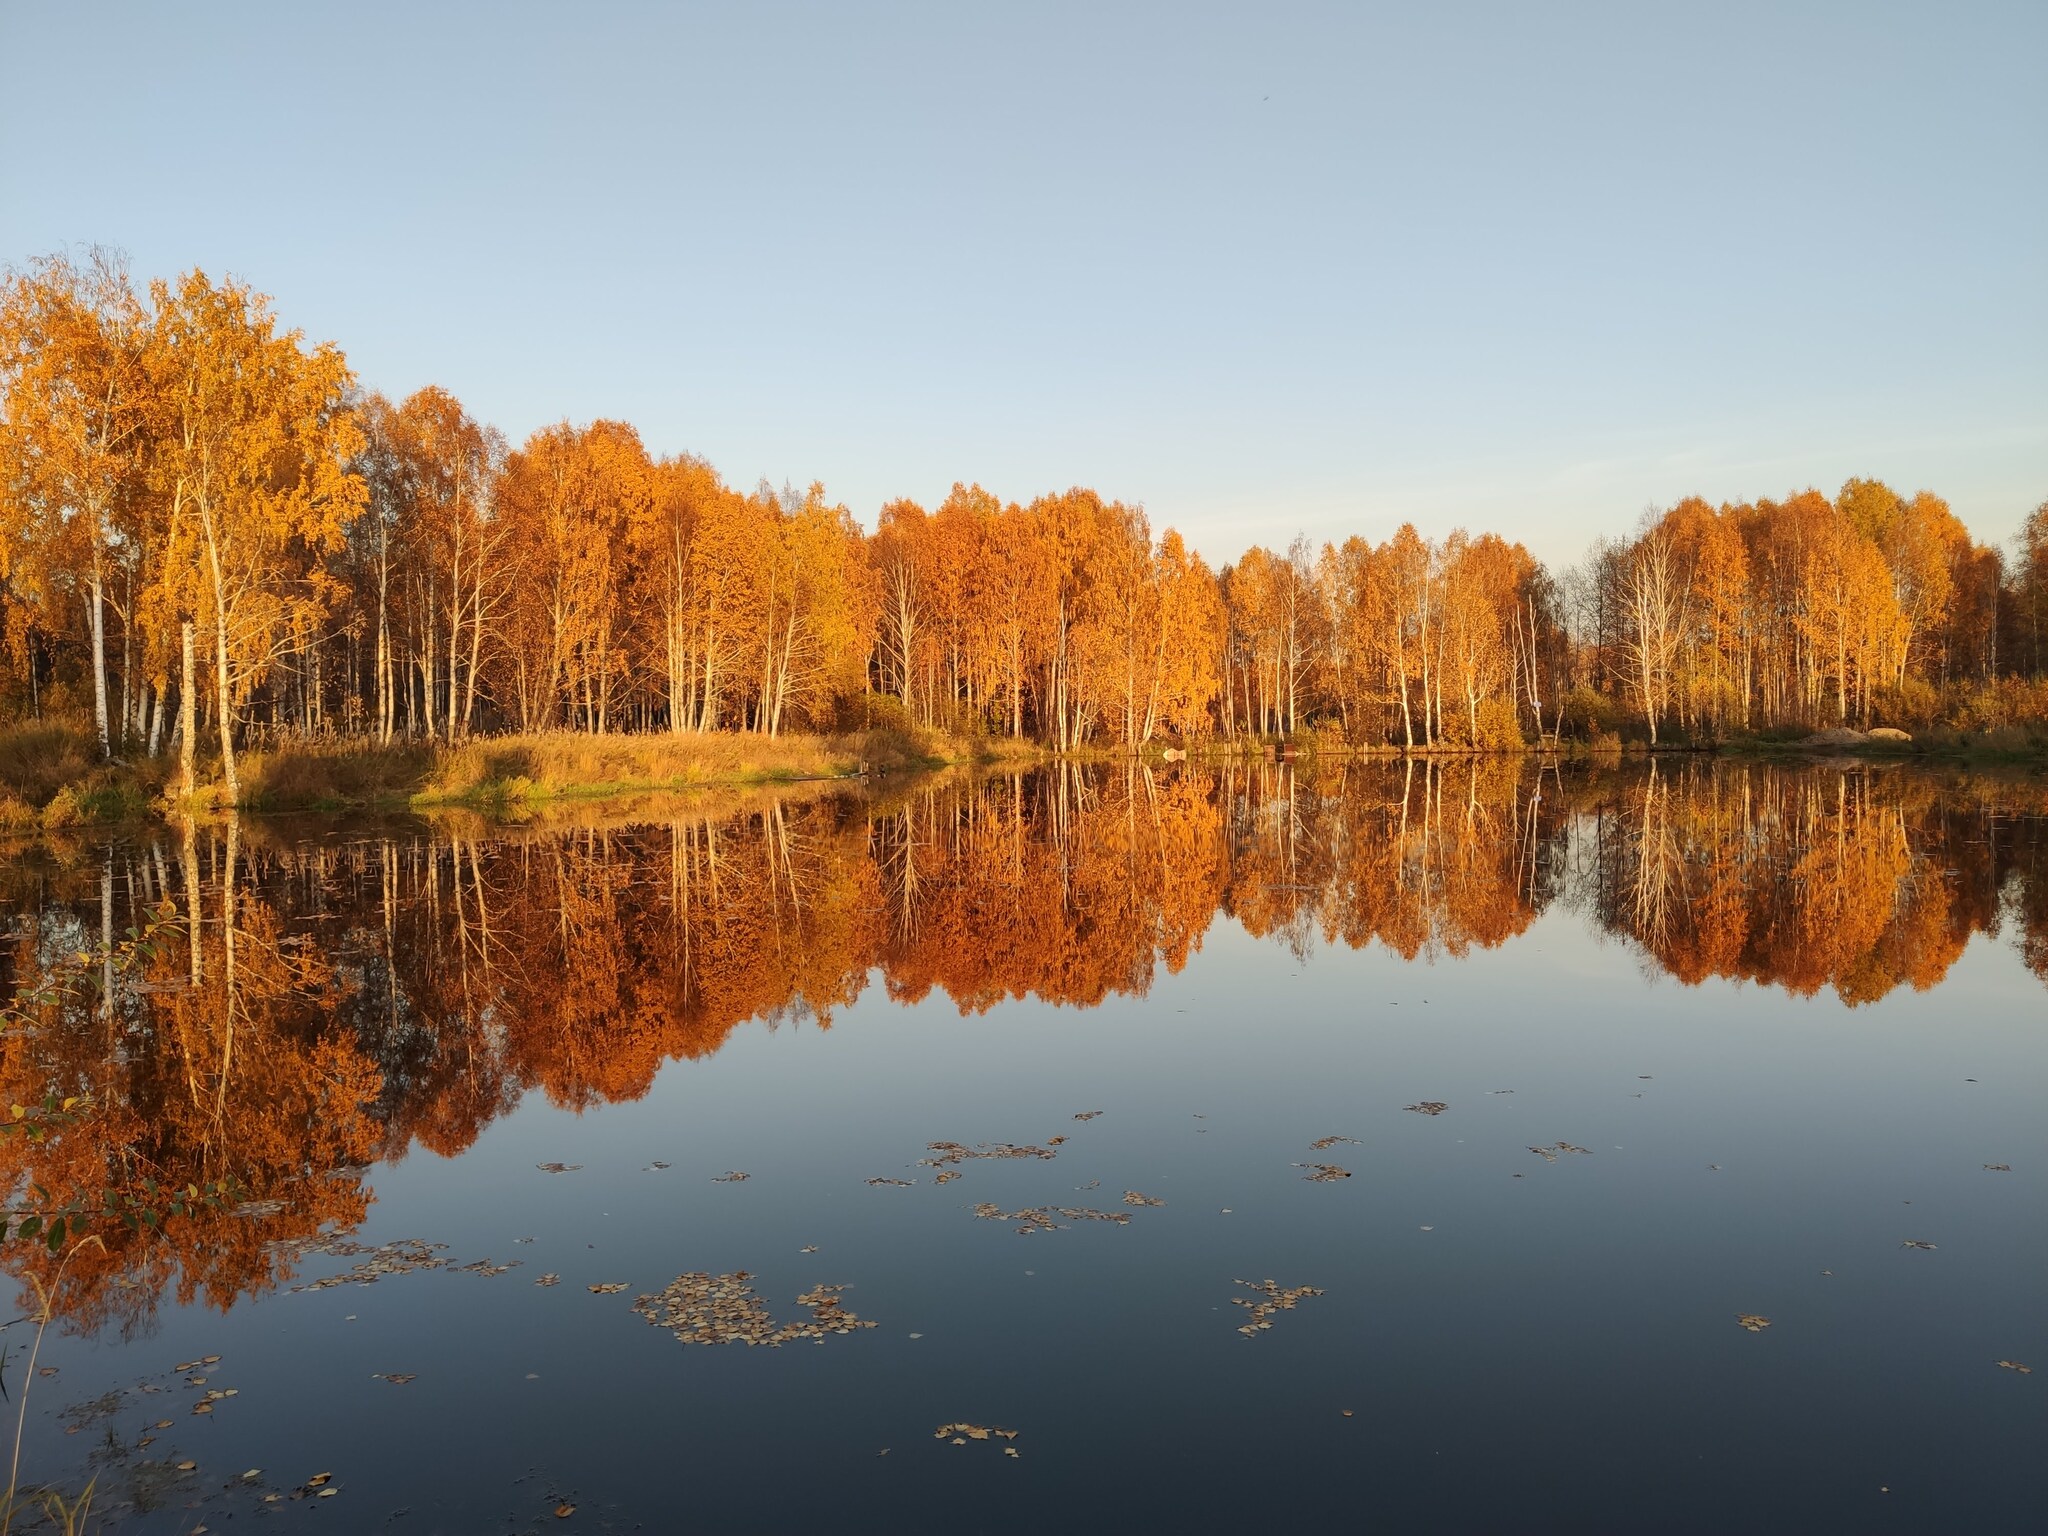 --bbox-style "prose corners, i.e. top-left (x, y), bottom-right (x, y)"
top-left (1984, 1163), bottom-right (2011, 1172)
top-left (1528, 1143), bottom-right (1591, 1163)
top-left (1708, 1164), bottom-right (1722, 1171)
top-left (865, 1177), bottom-right (914, 1187)
top-left (1995, 1360), bottom-right (2032, 1374)
top-left (36, 1366), bottom-right (56, 1378)
top-left (935, 1421), bottom-right (1018, 1449)
top-left (176, 1460), bottom-right (196, 1472)
top-left (1073, 1111), bottom-right (1104, 1121)
top-left (1122, 1190), bottom-right (1165, 1207)
top-left (712, 1171), bottom-right (750, 1183)
top-left (933, 1170), bottom-right (960, 1184)
top-left (535, 1163), bottom-right (581, 1175)
top-left (555, 1503), bottom-right (576, 1518)
top-left (535, 1273), bottom-right (561, 1287)
top-left (1736, 1314), bottom-right (1771, 1332)
top-left (1293, 1163), bottom-right (1351, 1182)
top-left (305, 1472), bottom-right (331, 1487)
top-left (799, 1245), bottom-right (818, 1254)
top-left (1341, 1409), bottom-right (1354, 1417)
top-left (920, 1139), bottom-right (1061, 1178)
top-left (970, 1202), bottom-right (1129, 1234)
top-left (192, 1402), bottom-right (213, 1414)
top-left (1900, 1240), bottom-right (1937, 1252)
top-left (382, 1373), bottom-right (417, 1385)
top-left (1309, 1135), bottom-right (1361, 1151)
top-left (1403, 1102), bottom-right (1449, 1116)
top-left (588, 1282), bottom-right (629, 1294)
top-left (1487, 1090), bottom-right (1515, 1096)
